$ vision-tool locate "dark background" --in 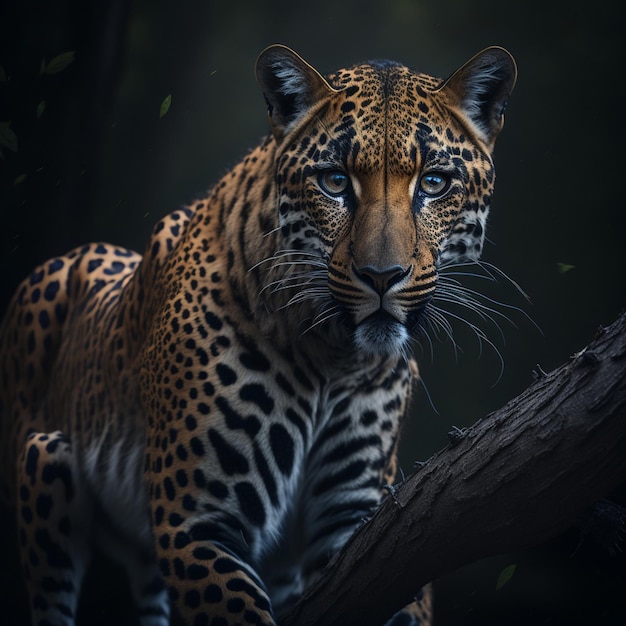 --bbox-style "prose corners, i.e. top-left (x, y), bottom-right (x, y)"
top-left (1, 0), bottom-right (625, 624)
